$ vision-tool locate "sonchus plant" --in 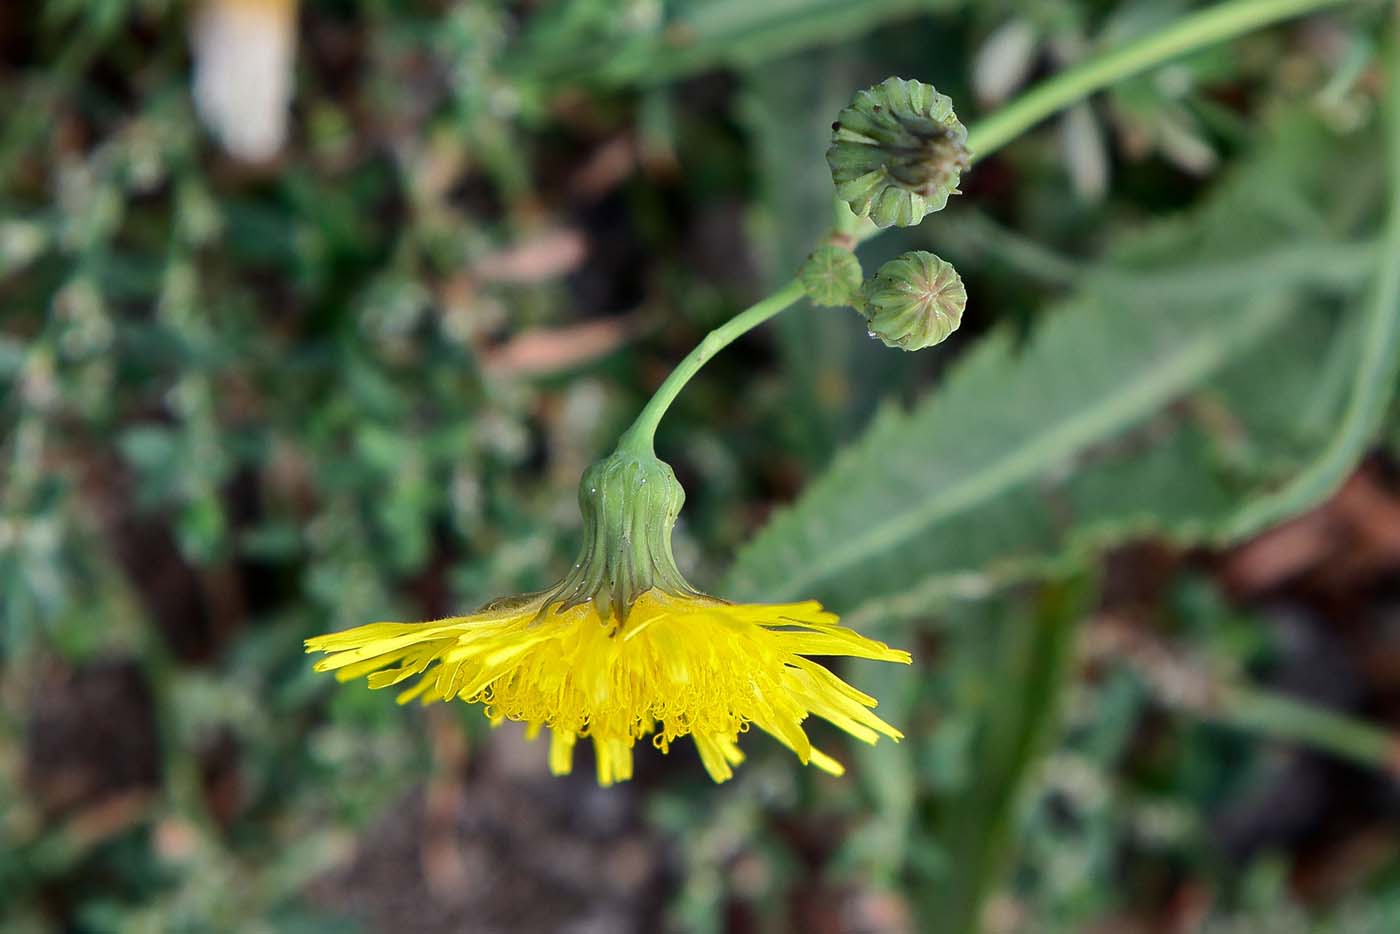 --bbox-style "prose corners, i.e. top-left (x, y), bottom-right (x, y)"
top-left (309, 0), bottom-right (1368, 789)
top-left (307, 78), bottom-right (972, 786)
